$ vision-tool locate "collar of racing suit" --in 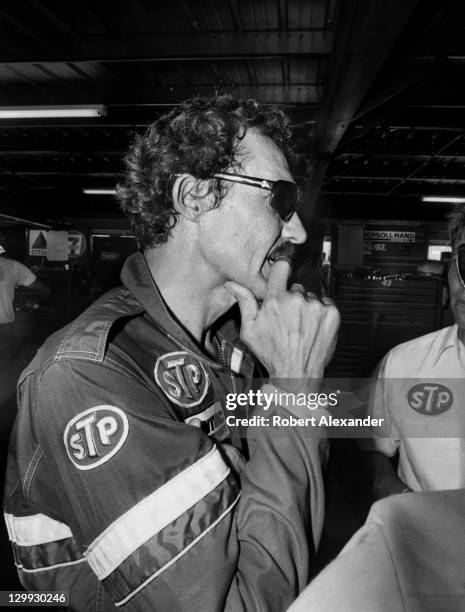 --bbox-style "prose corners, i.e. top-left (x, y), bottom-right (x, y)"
top-left (120, 251), bottom-right (257, 379)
